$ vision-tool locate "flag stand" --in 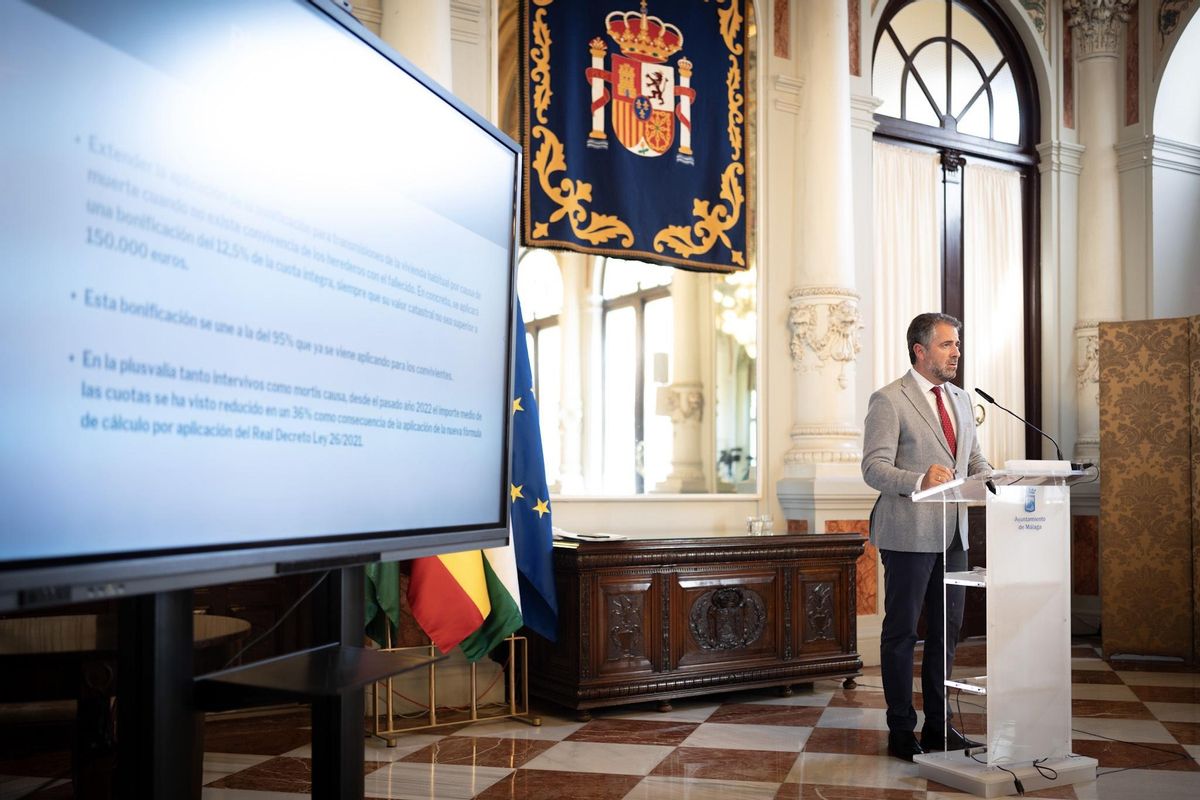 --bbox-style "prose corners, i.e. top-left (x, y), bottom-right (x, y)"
top-left (369, 633), bottom-right (541, 742)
